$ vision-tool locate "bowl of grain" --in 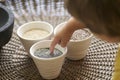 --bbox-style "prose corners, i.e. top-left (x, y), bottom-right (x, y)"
top-left (17, 21), bottom-right (53, 54)
top-left (30, 40), bottom-right (67, 79)
top-left (54, 22), bottom-right (93, 60)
